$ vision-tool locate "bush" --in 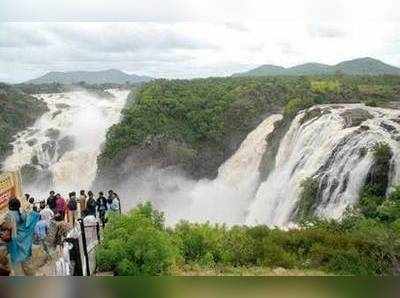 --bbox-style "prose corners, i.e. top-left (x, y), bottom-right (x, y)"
top-left (310, 80), bottom-right (340, 94)
top-left (97, 199), bottom-right (400, 276)
top-left (283, 97), bottom-right (315, 119)
top-left (96, 203), bottom-right (177, 275)
top-left (172, 221), bottom-right (225, 264)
